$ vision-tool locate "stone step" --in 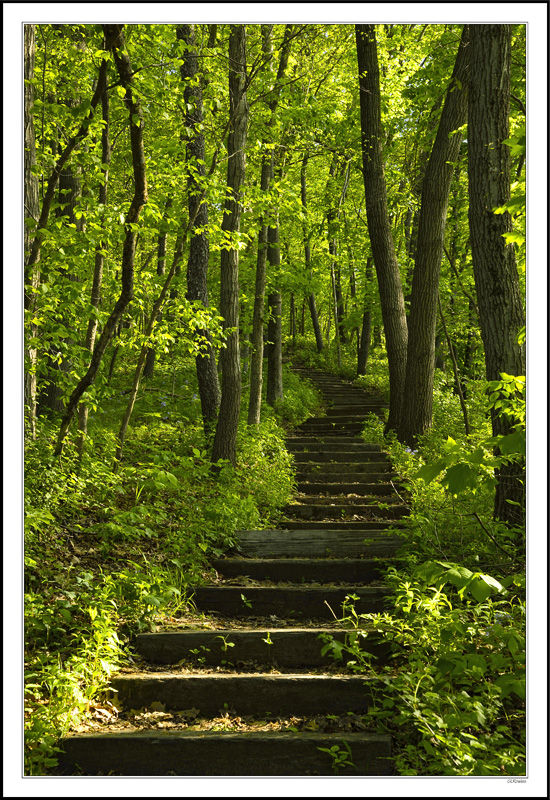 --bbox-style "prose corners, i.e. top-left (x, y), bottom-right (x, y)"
top-left (109, 673), bottom-right (384, 717)
top-left (192, 585), bottom-right (388, 618)
top-left (134, 627), bottom-right (390, 666)
top-left (211, 556), bottom-right (385, 582)
top-left (234, 529), bottom-right (403, 557)
top-left (58, 731), bottom-right (393, 776)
